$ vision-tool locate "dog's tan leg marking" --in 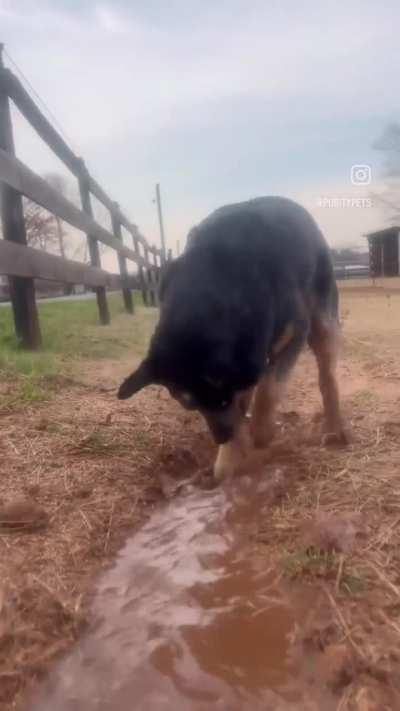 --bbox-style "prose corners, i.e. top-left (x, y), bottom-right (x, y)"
top-left (249, 322), bottom-right (295, 449)
top-left (309, 318), bottom-right (349, 445)
top-left (213, 389), bottom-right (253, 481)
top-left (251, 370), bottom-right (283, 448)
top-left (272, 322), bottom-right (295, 356)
